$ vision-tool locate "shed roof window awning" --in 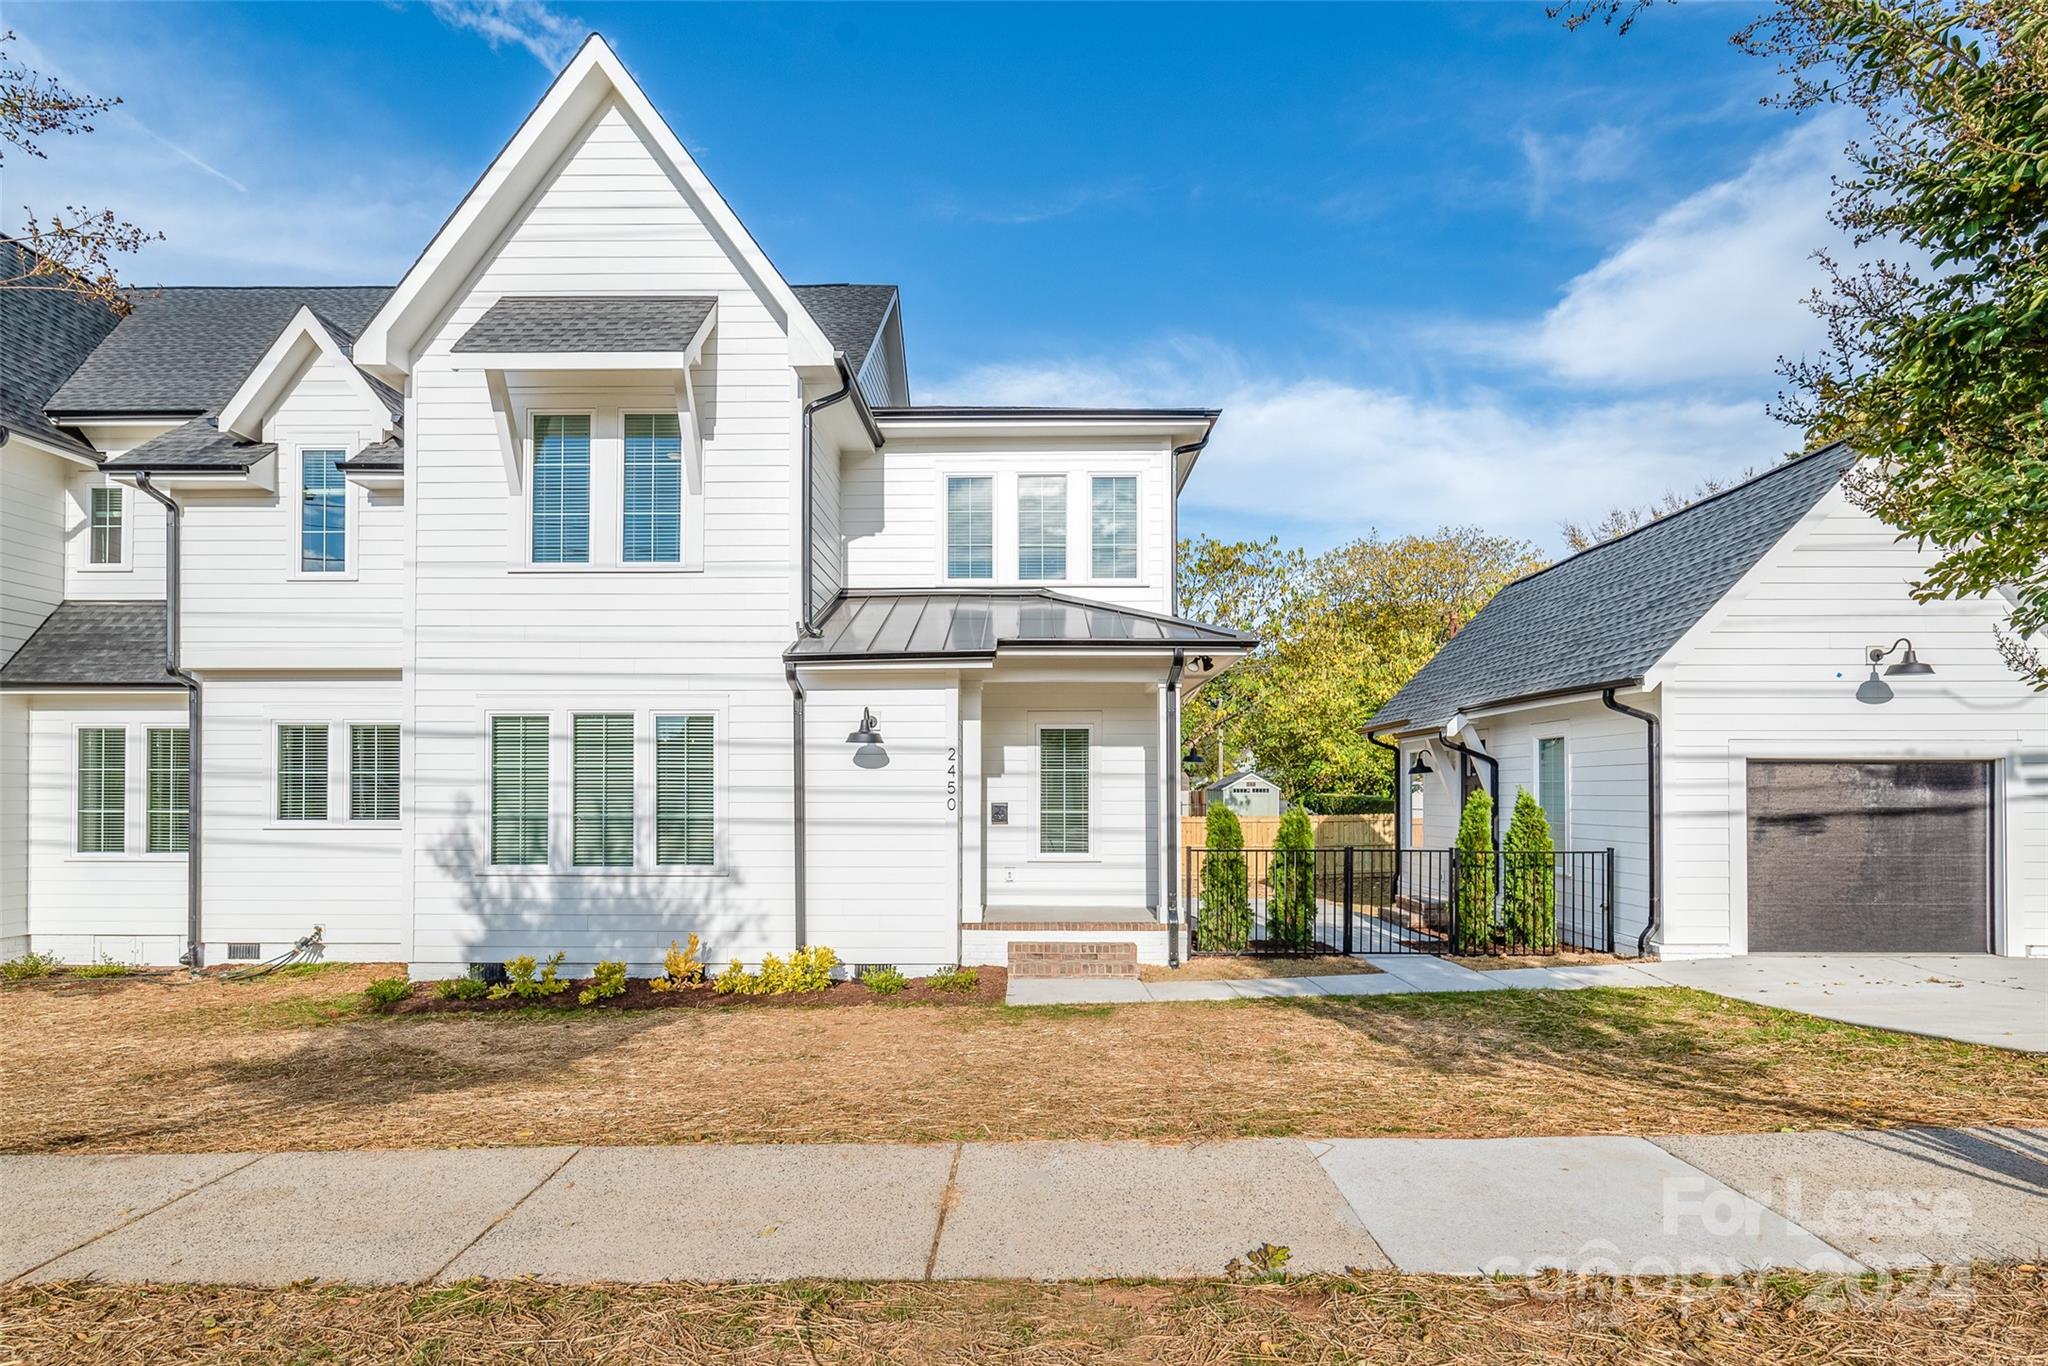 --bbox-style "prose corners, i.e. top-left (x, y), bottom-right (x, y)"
top-left (788, 590), bottom-right (1256, 665)
top-left (451, 295), bottom-right (717, 366)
